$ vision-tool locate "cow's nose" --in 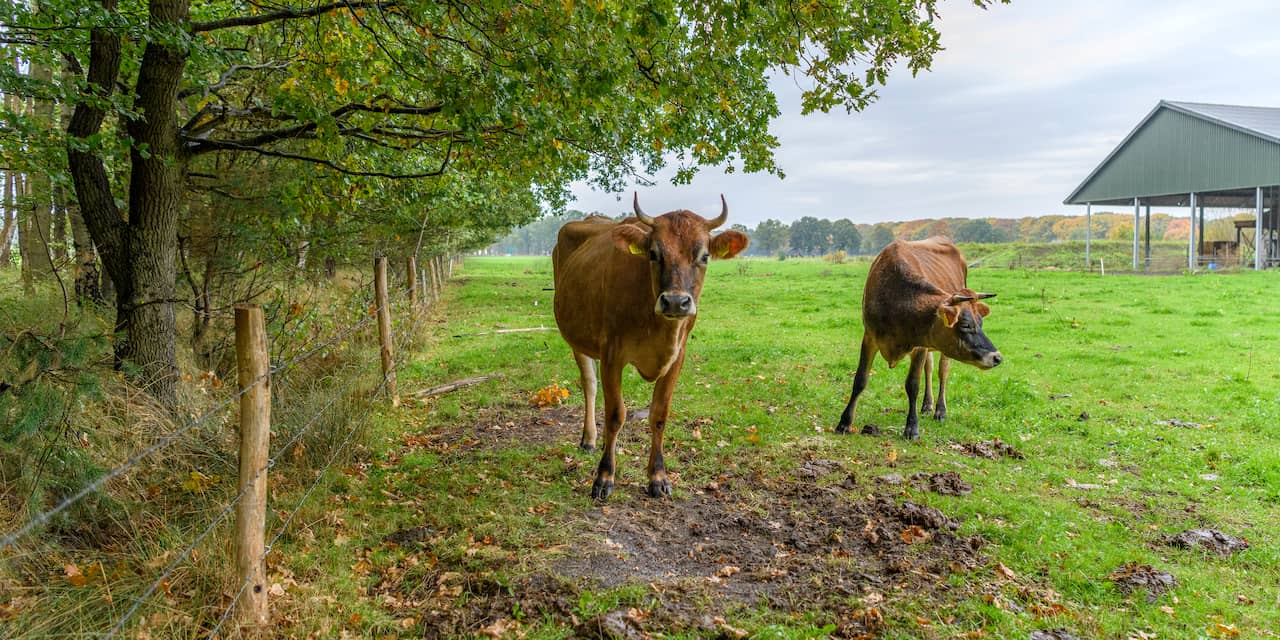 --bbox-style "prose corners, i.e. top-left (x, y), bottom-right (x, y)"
top-left (658, 293), bottom-right (694, 316)
top-left (990, 352), bottom-right (1003, 367)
